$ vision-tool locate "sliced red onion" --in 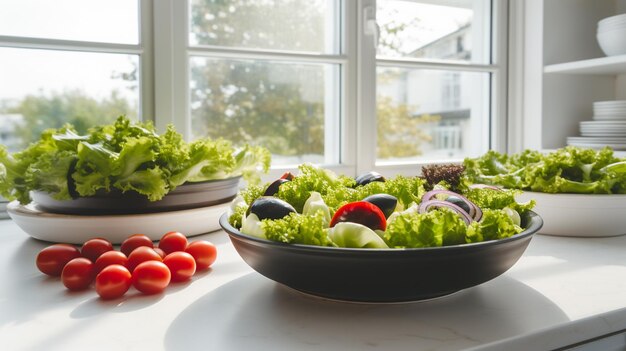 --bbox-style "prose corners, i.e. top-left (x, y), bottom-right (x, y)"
top-left (421, 189), bottom-right (480, 220)
top-left (417, 200), bottom-right (472, 225)
top-left (469, 184), bottom-right (503, 191)
top-left (472, 203), bottom-right (483, 222)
